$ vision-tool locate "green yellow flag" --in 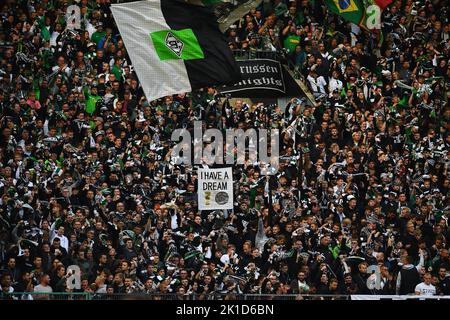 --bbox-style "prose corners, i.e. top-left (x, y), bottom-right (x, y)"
top-left (325, 0), bottom-right (364, 25)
